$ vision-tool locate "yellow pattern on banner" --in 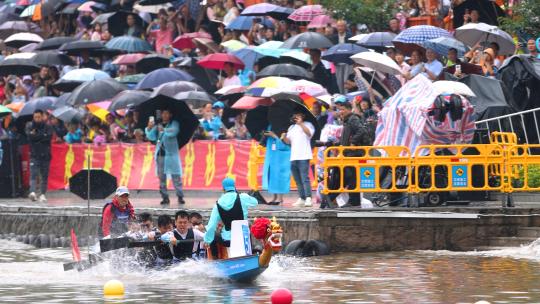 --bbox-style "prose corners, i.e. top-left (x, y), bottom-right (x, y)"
top-left (183, 142), bottom-right (195, 186)
top-left (226, 143), bottom-right (236, 180)
top-left (120, 146), bottom-right (134, 186)
top-left (204, 143), bottom-right (216, 186)
top-left (139, 145), bottom-right (154, 188)
top-left (247, 142), bottom-right (263, 189)
top-left (64, 145), bottom-right (74, 186)
top-left (82, 146), bottom-right (93, 169)
top-left (103, 145), bottom-right (112, 172)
